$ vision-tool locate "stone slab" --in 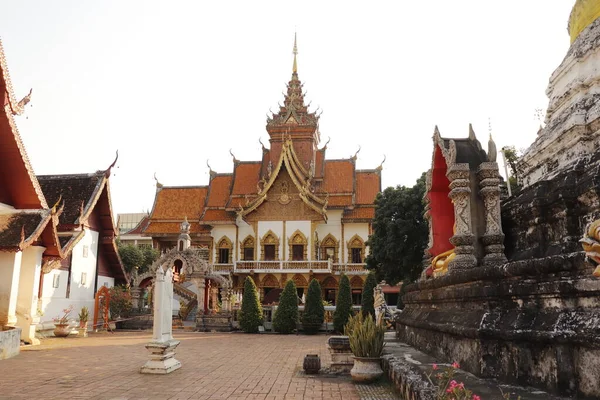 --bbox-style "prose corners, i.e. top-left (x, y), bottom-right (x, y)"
top-left (0, 326), bottom-right (20, 360)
